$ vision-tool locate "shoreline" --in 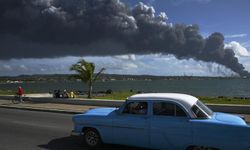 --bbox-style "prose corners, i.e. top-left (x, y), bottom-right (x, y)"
top-left (1, 92), bottom-right (250, 105)
top-left (1, 79), bottom-right (250, 98)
